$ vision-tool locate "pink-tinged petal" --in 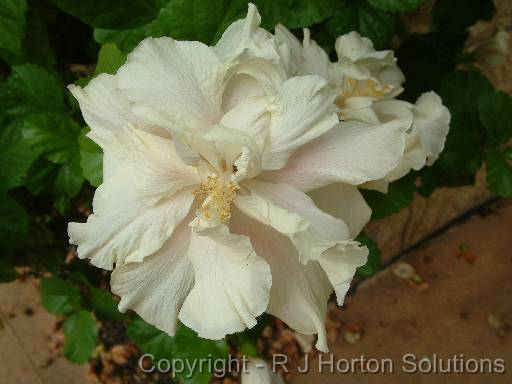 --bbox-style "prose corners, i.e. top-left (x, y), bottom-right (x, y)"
top-left (232, 211), bottom-right (332, 352)
top-left (261, 75), bottom-right (339, 170)
top-left (259, 118), bottom-right (410, 191)
top-left (235, 181), bottom-right (367, 306)
top-left (308, 182), bottom-right (371, 238)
